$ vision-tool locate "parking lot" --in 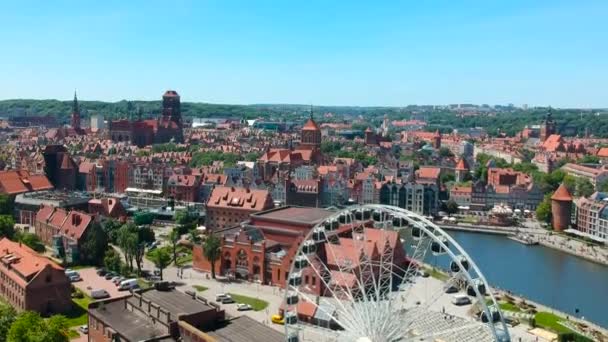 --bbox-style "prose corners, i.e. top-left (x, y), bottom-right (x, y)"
top-left (72, 268), bottom-right (132, 300)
